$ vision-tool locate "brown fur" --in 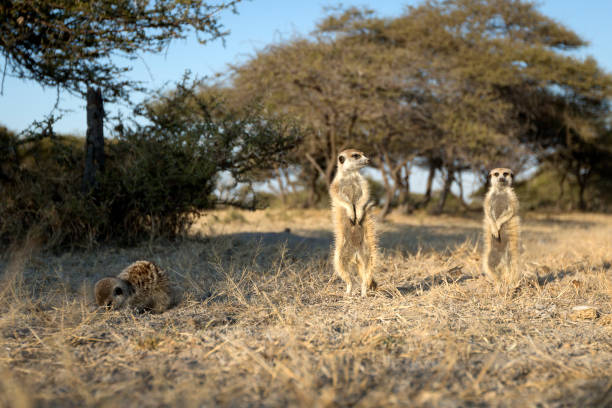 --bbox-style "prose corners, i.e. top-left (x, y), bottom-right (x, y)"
top-left (330, 149), bottom-right (378, 297)
top-left (94, 260), bottom-right (175, 313)
top-left (483, 168), bottom-right (521, 284)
